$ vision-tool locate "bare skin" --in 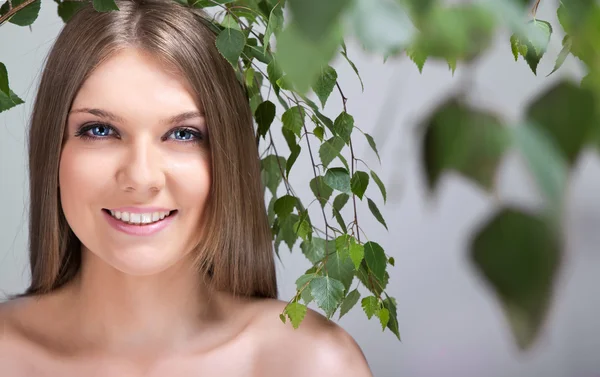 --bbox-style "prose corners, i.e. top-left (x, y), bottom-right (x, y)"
top-left (0, 289), bottom-right (372, 376)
